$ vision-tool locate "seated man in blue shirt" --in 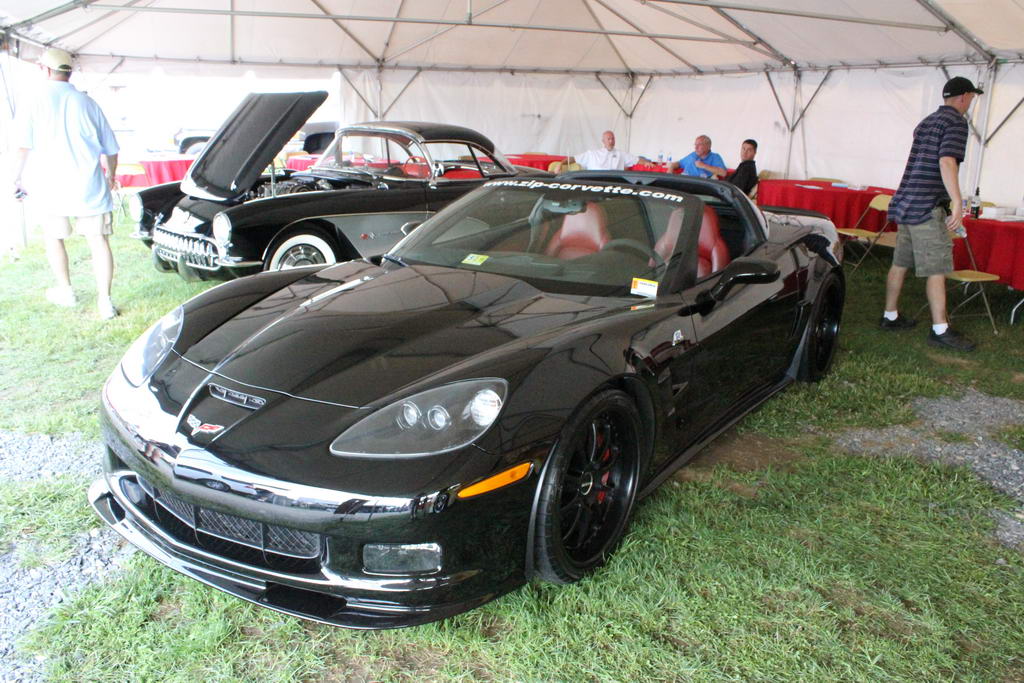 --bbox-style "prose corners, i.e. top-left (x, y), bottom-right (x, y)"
top-left (672, 135), bottom-right (726, 179)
